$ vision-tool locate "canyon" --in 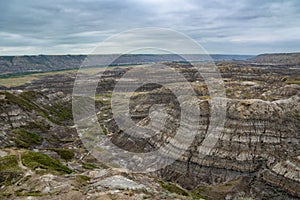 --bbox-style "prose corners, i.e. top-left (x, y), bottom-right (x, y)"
top-left (0, 53), bottom-right (299, 199)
